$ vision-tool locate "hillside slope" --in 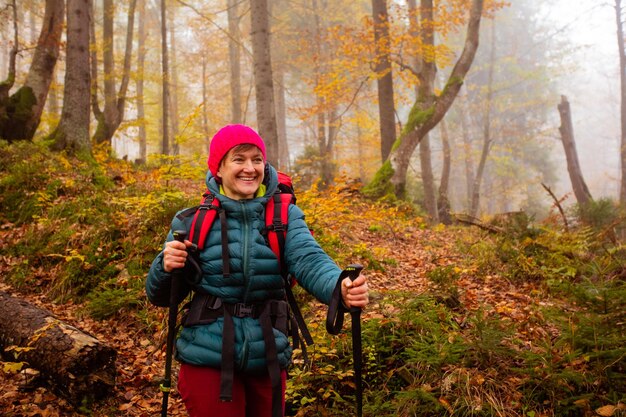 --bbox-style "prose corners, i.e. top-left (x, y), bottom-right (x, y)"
top-left (0, 142), bottom-right (623, 416)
